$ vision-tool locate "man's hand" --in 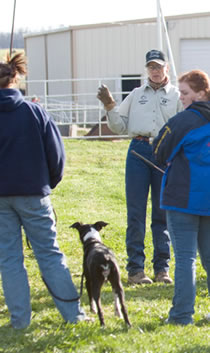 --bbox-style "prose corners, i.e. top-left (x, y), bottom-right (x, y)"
top-left (97, 84), bottom-right (116, 111)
